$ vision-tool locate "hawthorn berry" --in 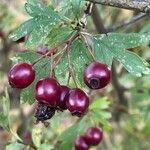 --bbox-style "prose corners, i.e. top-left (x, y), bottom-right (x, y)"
top-left (84, 61), bottom-right (111, 89)
top-left (75, 136), bottom-right (89, 150)
top-left (84, 127), bottom-right (103, 146)
top-left (56, 85), bottom-right (70, 111)
top-left (37, 45), bottom-right (56, 56)
top-left (8, 63), bottom-right (35, 89)
top-left (35, 102), bottom-right (55, 122)
top-left (35, 77), bottom-right (61, 106)
top-left (65, 88), bottom-right (89, 117)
